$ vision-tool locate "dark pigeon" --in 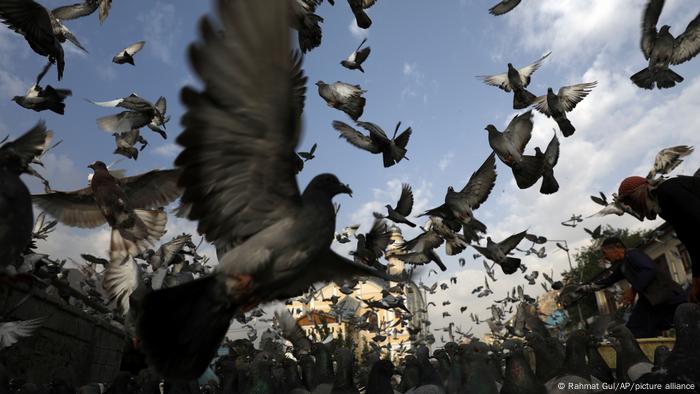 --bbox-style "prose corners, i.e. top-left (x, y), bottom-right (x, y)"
top-left (289, 0), bottom-right (323, 53)
top-left (341, 38), bottom-right (371, 72)
top-left (396, 229), bottom-right (447, 271)
top-left (489, 0), bottom-right (521, 16)
top-left (478, 52), bottom-right (550, 109)
top-left (532, 82), bottom-right (597, 137)
top-left (112, 41), bottom-right (145, 65)
top-left (378, 183), bottom-right (416, 227)
top-left (472, 230), bottom-right (527, 274)
top-left (13, 63), bottom-right (71, 115)
top-left (511, 131), bottom-right (560, 194)
top-left (486, 110), bottom-right (533, 167)
top-left (332, 120), bottom-right (411, 168)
